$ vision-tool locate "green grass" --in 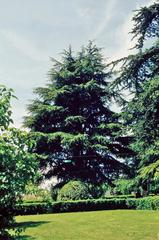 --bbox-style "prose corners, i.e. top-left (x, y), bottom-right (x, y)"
top-left (16, 210), bottom-right (159, 240)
